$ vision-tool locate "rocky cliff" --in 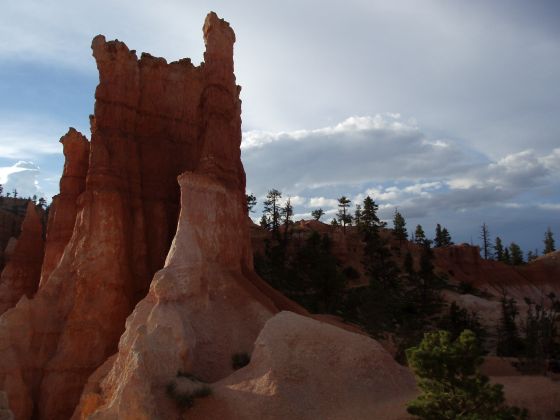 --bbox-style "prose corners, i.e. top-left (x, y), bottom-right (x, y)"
top-left (0, 11), bottom-right (289, 420)
top-left (0, 201), bottom-right (44, 314)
